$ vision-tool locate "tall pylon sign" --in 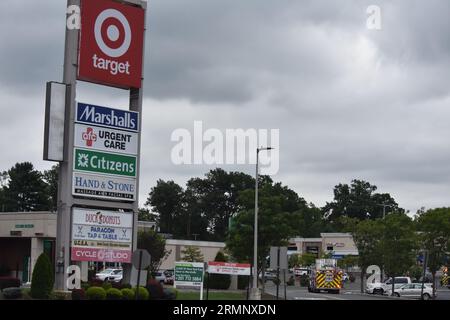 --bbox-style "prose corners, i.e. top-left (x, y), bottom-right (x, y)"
top-left (43, 0), bottom-right (146, 290)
